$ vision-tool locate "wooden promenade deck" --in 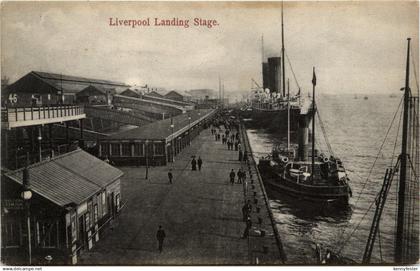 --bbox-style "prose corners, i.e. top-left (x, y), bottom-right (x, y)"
top-left (79, 126), bottom-right (284, 265)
